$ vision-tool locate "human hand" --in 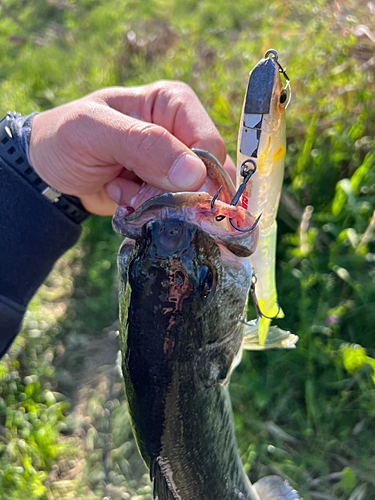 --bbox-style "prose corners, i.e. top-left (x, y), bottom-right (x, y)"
top-left (29, 81), bottom-right (235, 216)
